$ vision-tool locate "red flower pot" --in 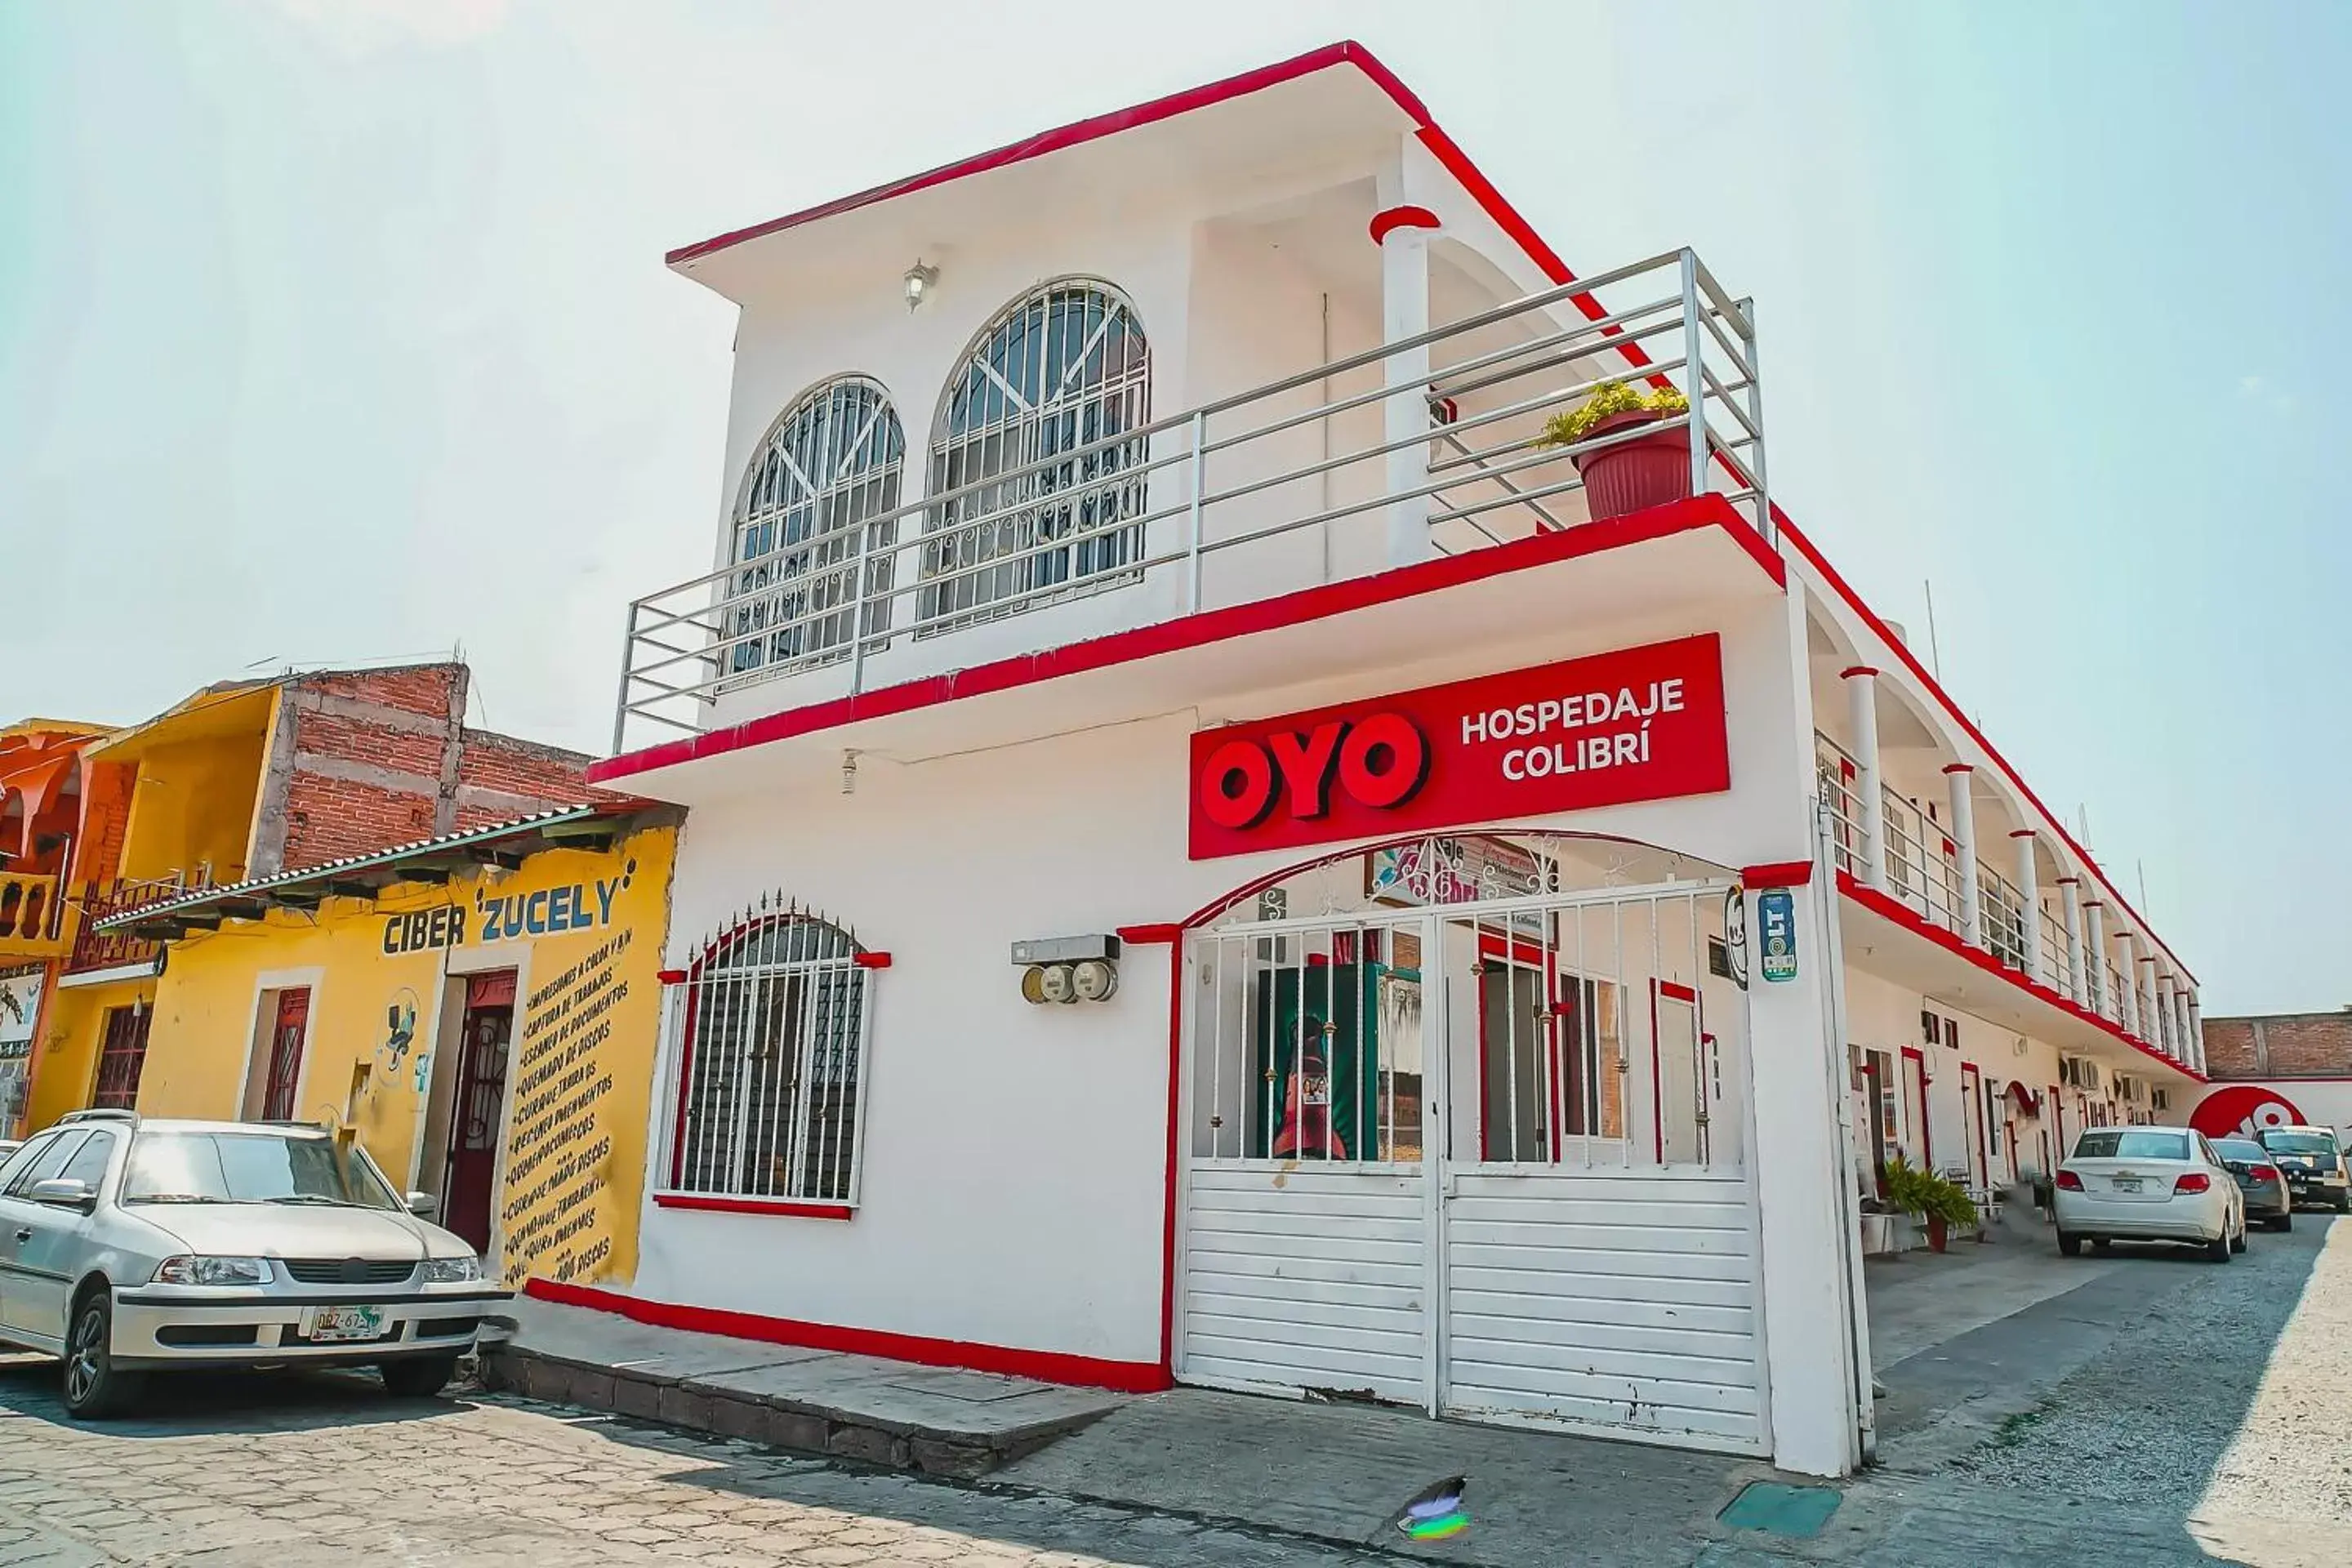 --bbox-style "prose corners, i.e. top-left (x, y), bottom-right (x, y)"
top-left (1570, 408), bottom-right (1694, 522)
top-left (1926, 1213), bottom-right (1949, 1254)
